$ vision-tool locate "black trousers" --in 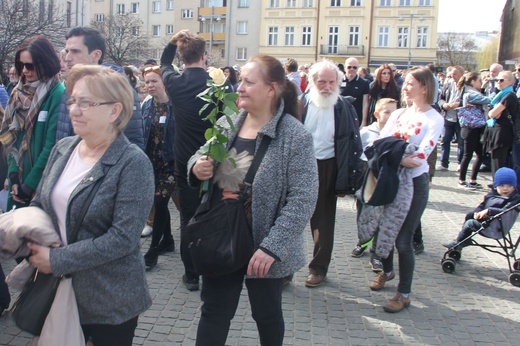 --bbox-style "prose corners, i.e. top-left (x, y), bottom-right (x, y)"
top-left (196, 270), bottom-right (284, 346)
top-left (0, 263), bottom-right (10, 309)
top-left (459, 127), bottom-right (485, 182)
top-left (175, 173), bottom-right (202, 280)
top-left (82, 316), bottom-right (138, 346)
top-left (309, 158), bottom-right (337, 276)
top-left (150, 195), bottom-right (173, 247)
top-left (491, 146), bottom-right (511, 177)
